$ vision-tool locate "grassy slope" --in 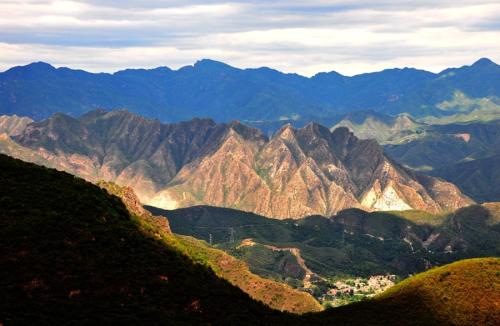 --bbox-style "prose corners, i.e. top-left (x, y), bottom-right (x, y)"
top-left (0, 154), bottom-right (292, 325)
top-left (177, 236), bottom-right (322, 313)
top-left (306, 257), bottom-right (500, 326)
top-left (375, 210), bottom-right (447, 226)
top-left (376, 258), bottom-right (500, 325)
top-left (97, 181), bottom-right (321, 313)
